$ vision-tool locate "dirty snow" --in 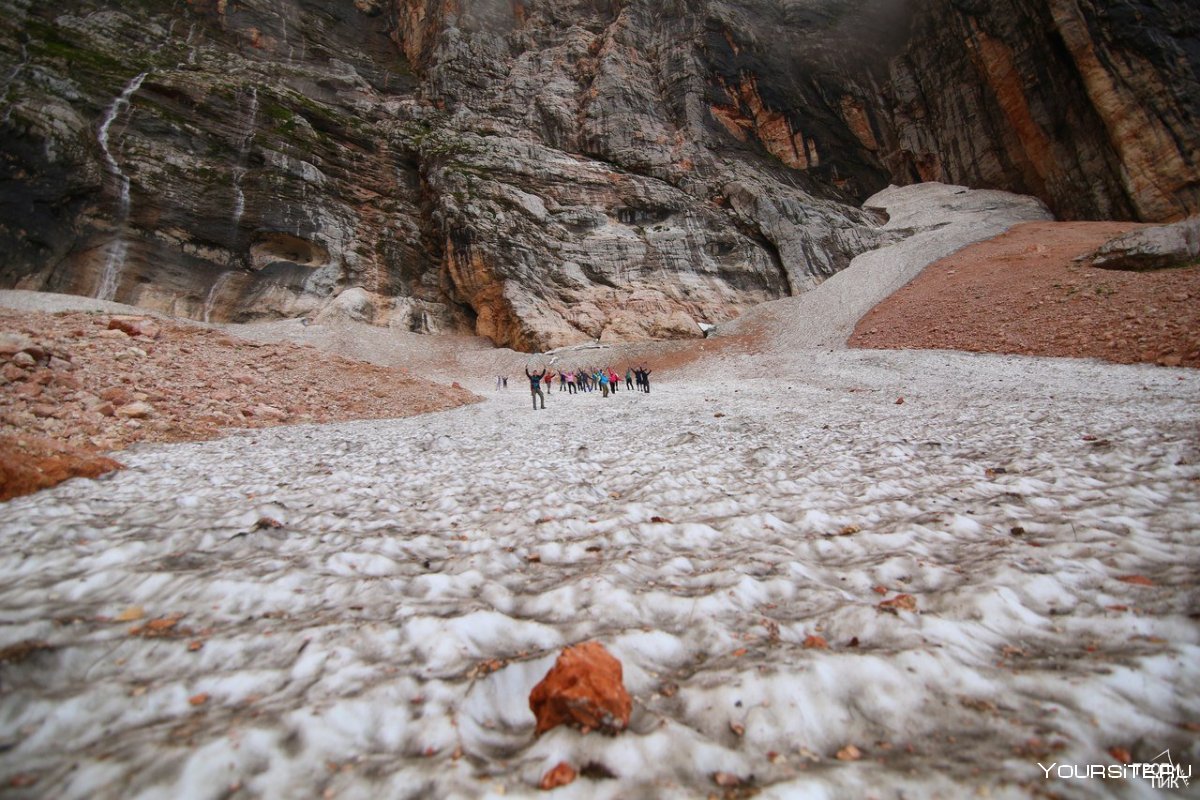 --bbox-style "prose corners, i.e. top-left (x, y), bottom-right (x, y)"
top-left (1, 349), bottom-right (1197, 798)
